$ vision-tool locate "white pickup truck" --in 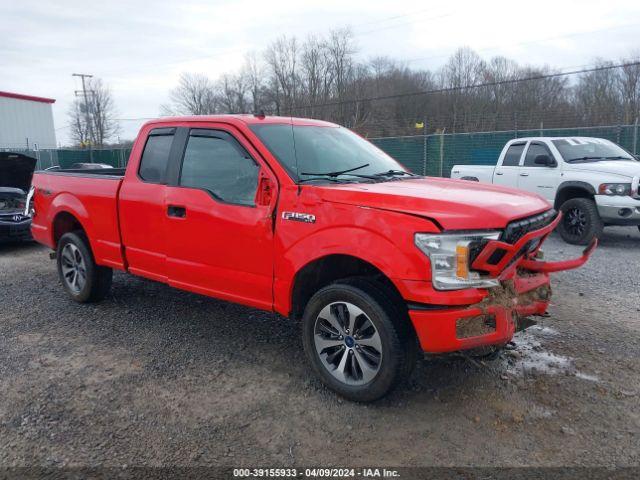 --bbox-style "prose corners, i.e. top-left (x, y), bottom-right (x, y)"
top-left (451, 137), bottom-right (640, 244)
